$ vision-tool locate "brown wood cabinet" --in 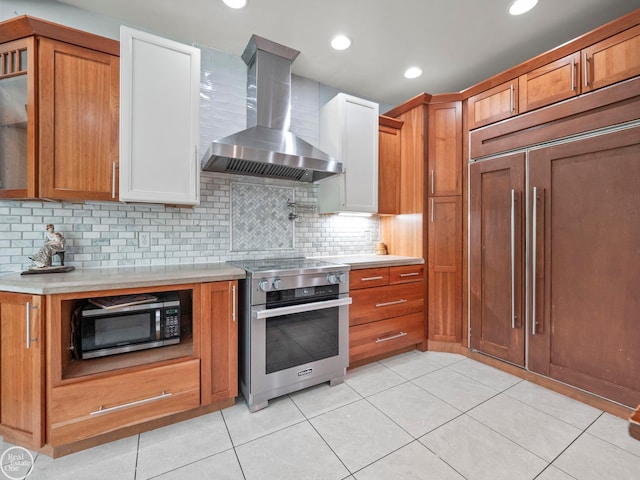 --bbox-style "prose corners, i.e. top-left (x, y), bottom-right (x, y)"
top-left (49, 359), bottom-right (200, 446)
top-left (349, 265), bottom-right (425, 363)
top-left (469, 153), bottom-right (526, 366)
top-left (428, 102), bottom-right (462, 196)
top-left (467, 80), bottom-right (518, 130)
top-left (582, 23), bottom-right (640, 93)
top-left (200, 281), bottom-right (238, 405)
top-left (0, 292), bottom-right (44, 448)
top-left (380, 97), bottom-right (427, 257)
top-left (0, 16), bottom-right (119, 201)
top-left (427, 197), bottom-right (462, 342)
top-left (518, 53), bottom-right (581, 113)
top-left (527, 126), bottom-right (640, 407)
top-left (378, 115), bottom-right (403, 215)
top-left (0, 279), bottom-right (239, 455)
